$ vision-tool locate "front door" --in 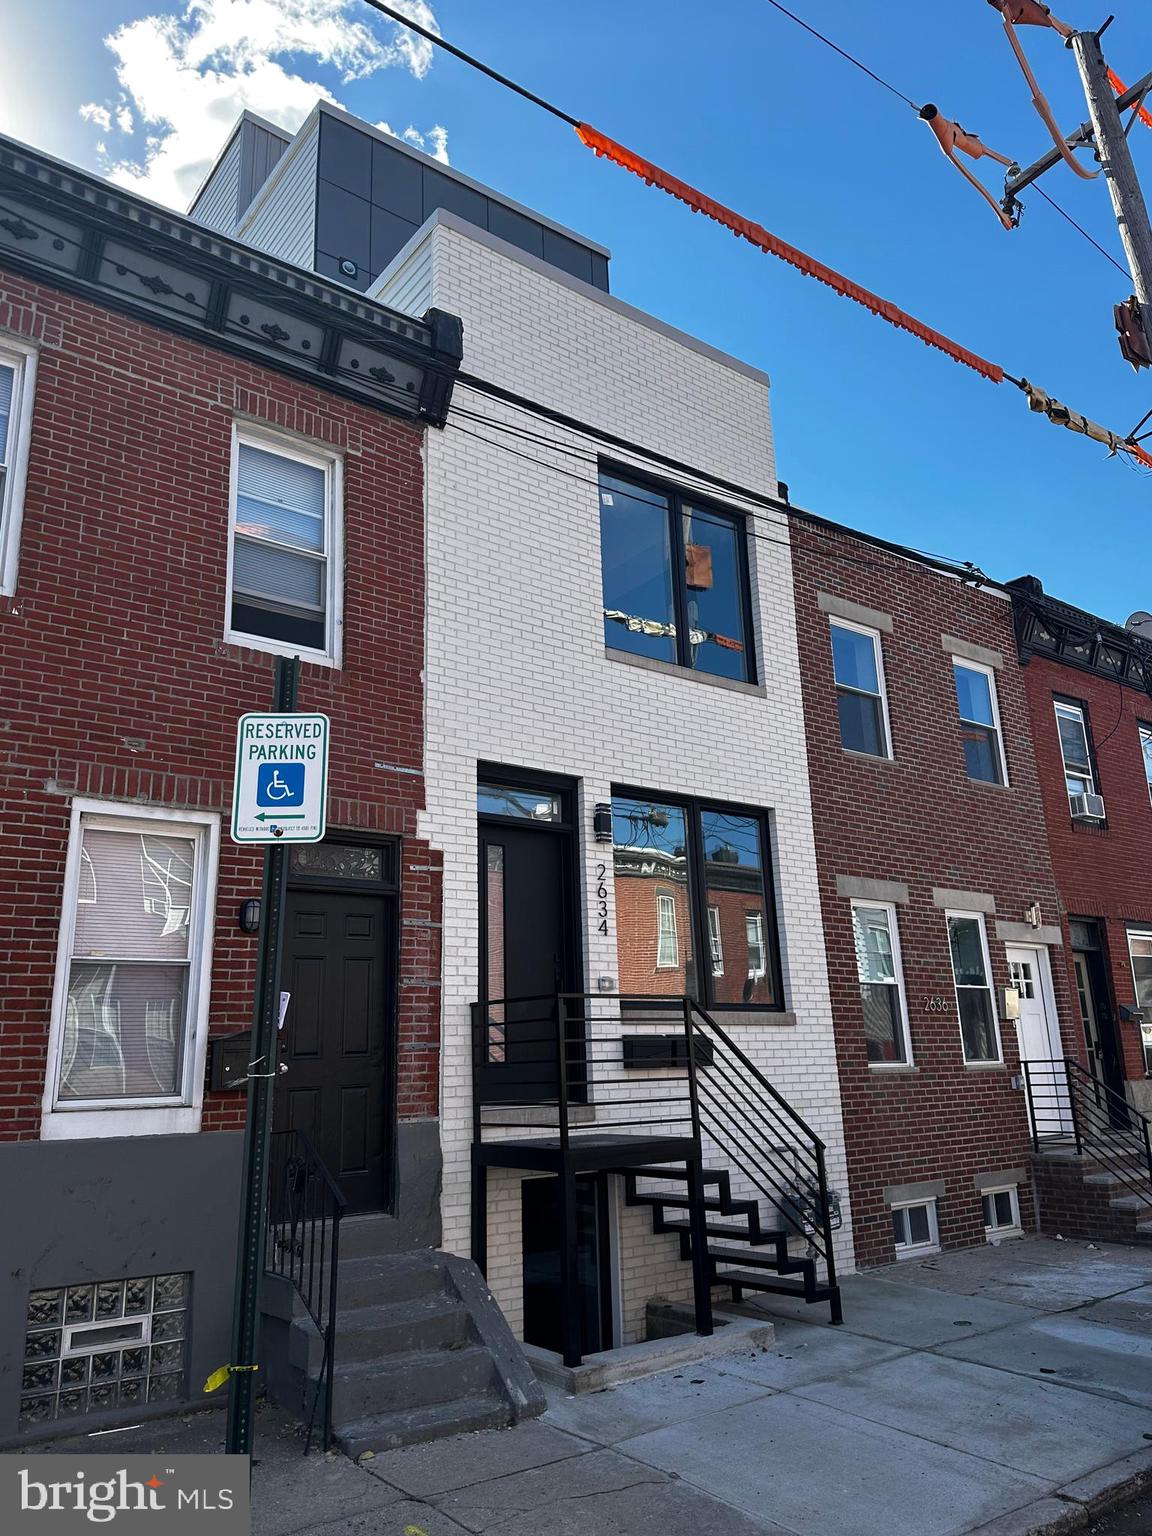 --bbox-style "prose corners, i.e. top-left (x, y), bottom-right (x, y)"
top-left (1007, 946), bottom-right (1071, 1138)
top-left (478, 775), bottom-right (579, 1104)
top-left (276, 887), bottom-right (393, 1212)
top-left (1072, 941), bottom-right (1126, 1101)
